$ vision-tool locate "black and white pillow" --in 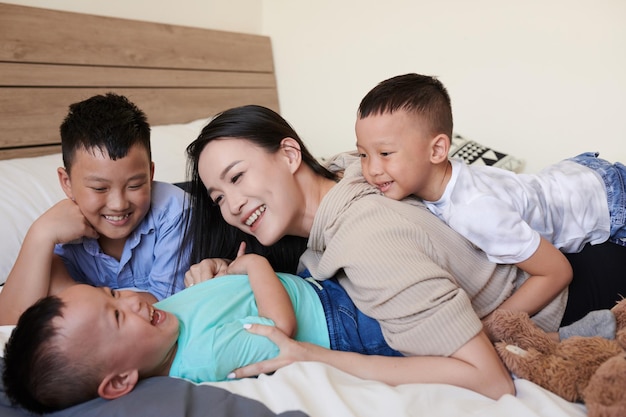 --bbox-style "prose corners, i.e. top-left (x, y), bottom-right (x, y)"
top-left (449, 133), bottom-right (524, 173)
